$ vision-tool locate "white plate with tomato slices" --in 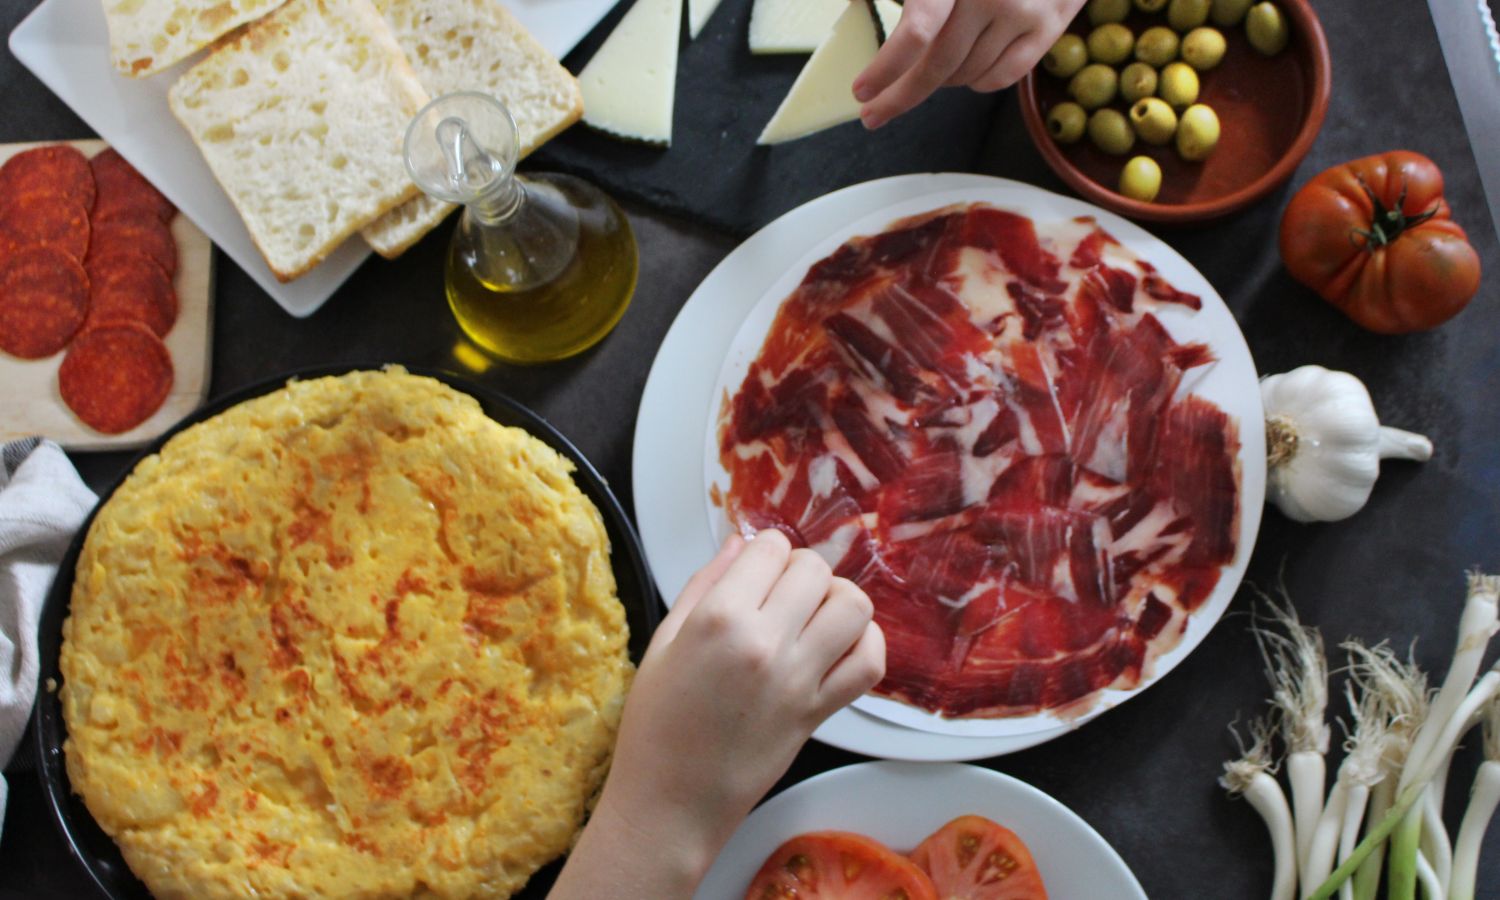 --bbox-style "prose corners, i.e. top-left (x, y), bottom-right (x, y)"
top-left (696, 761), bottom-right (1146, 899)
